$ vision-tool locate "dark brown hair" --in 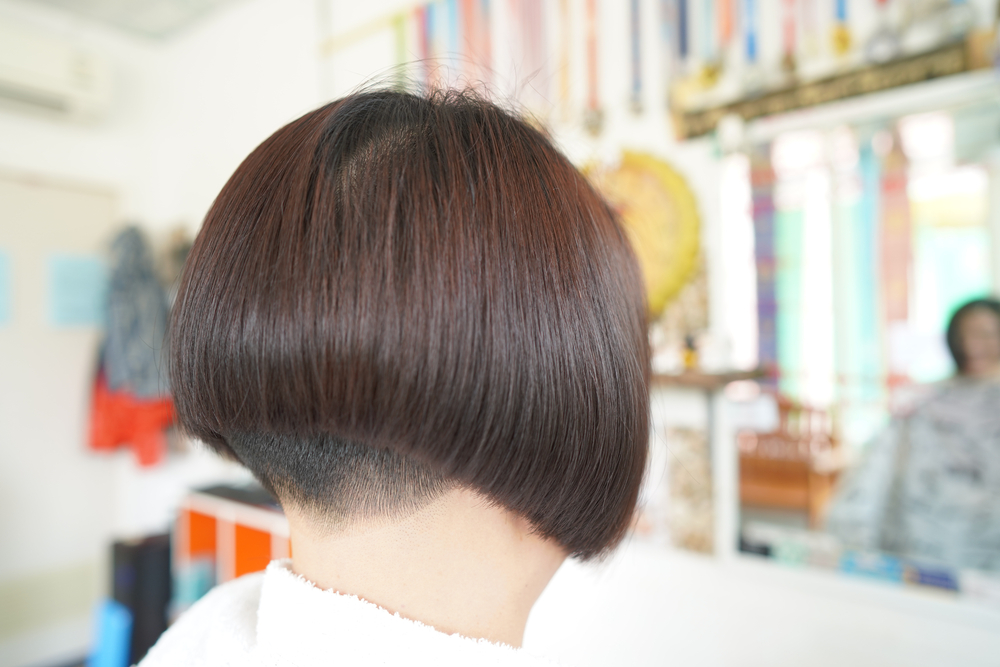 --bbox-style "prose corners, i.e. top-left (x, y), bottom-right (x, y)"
top-left (169, 89), bottom-right (649, 559)
top-left (946, 297), bottom-right (1000, 374)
